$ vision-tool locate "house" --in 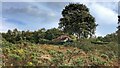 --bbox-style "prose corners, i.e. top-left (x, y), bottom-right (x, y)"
top-left (52, 35), bottom-right (73, 43)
